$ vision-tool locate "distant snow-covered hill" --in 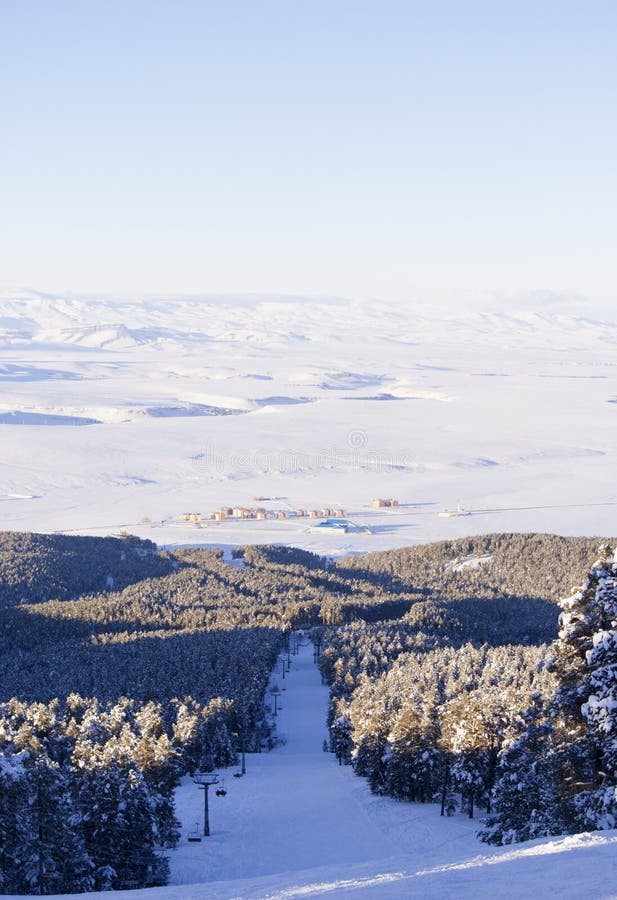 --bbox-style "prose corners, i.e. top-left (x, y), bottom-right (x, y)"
top-left (1, 289), bottom-right (616, 349)
top-left (0, 288), bottom-right (615, 549)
